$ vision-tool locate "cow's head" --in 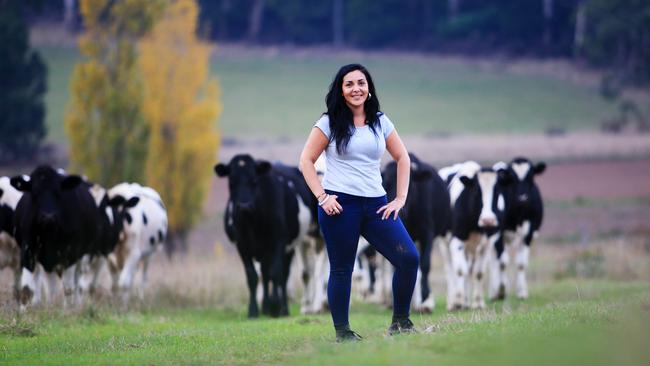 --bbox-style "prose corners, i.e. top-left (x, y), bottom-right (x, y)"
top-left (382, 153), bottom-right (433, 201)
top-left (460, 167), bottom-right (511, 229)
top-left (11, 165), bottom-right (83, 230)
top-left (214, 154), bottom-right (272, 212)
top-left (105, 194), bottom-right (140, 237)
top-left (509, 157), bottom-right (545, 206)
